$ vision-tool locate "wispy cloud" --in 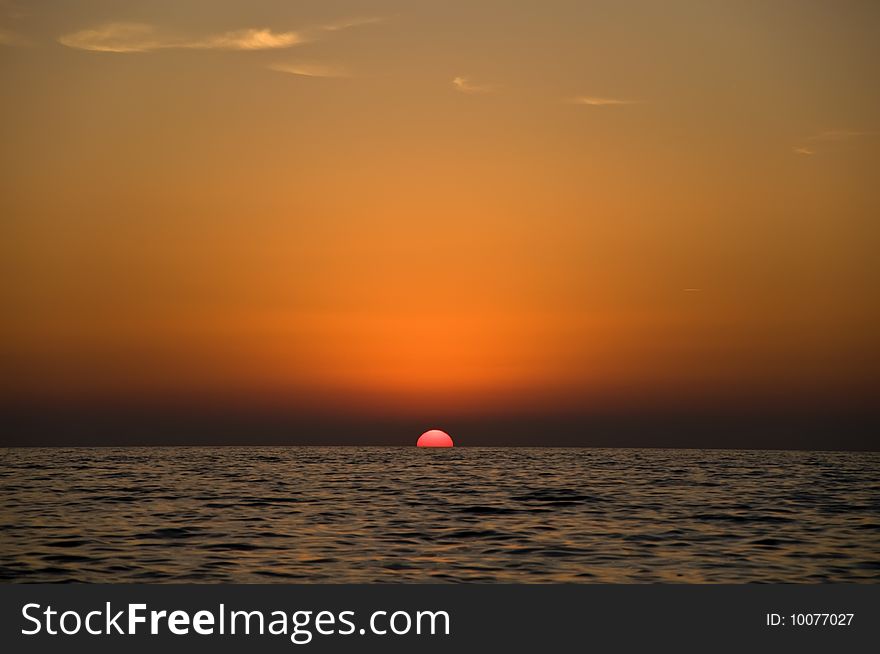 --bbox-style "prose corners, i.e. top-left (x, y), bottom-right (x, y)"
top-left (265, 17), bottom-right (388, 79)
top-left (808, 129), bottom-right (878, 142)
top-left (192, 28), bottom-right (302, 50)
top-left (320, 16), bottom-right (386, 32)
top-left (58, 22), bottom-right (303, 53)
top-left (793, 128), bottom-right (877, 155)
top-left (571, 96), bottom-right (639, 106)
top-left (58, 15), bottom-right (388, 54)
top-left (268, 62), bottom-right (348, 78)
top-left (452, 76), bottom-right (496, 94)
